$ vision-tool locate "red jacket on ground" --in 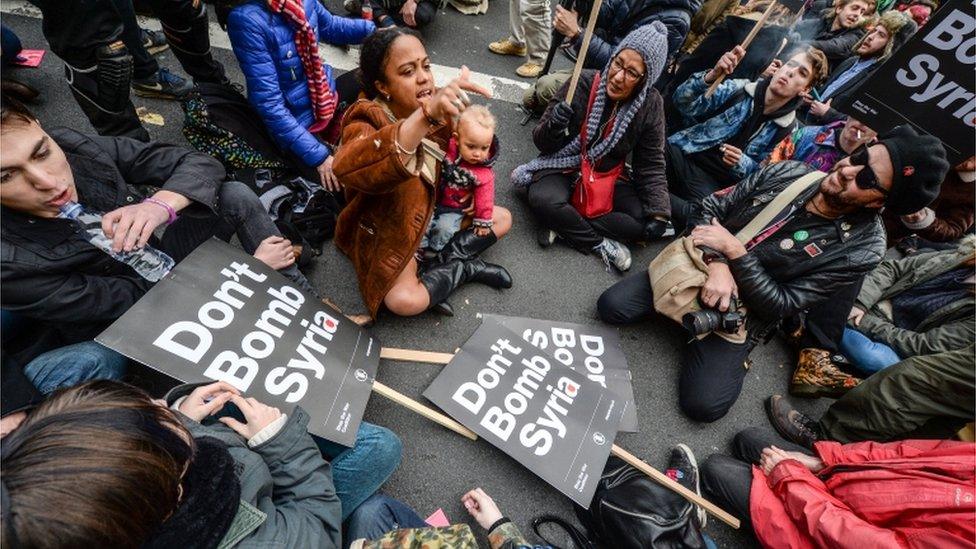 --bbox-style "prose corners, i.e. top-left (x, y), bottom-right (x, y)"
top-left (750, 439), bottom-right (976, 548)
